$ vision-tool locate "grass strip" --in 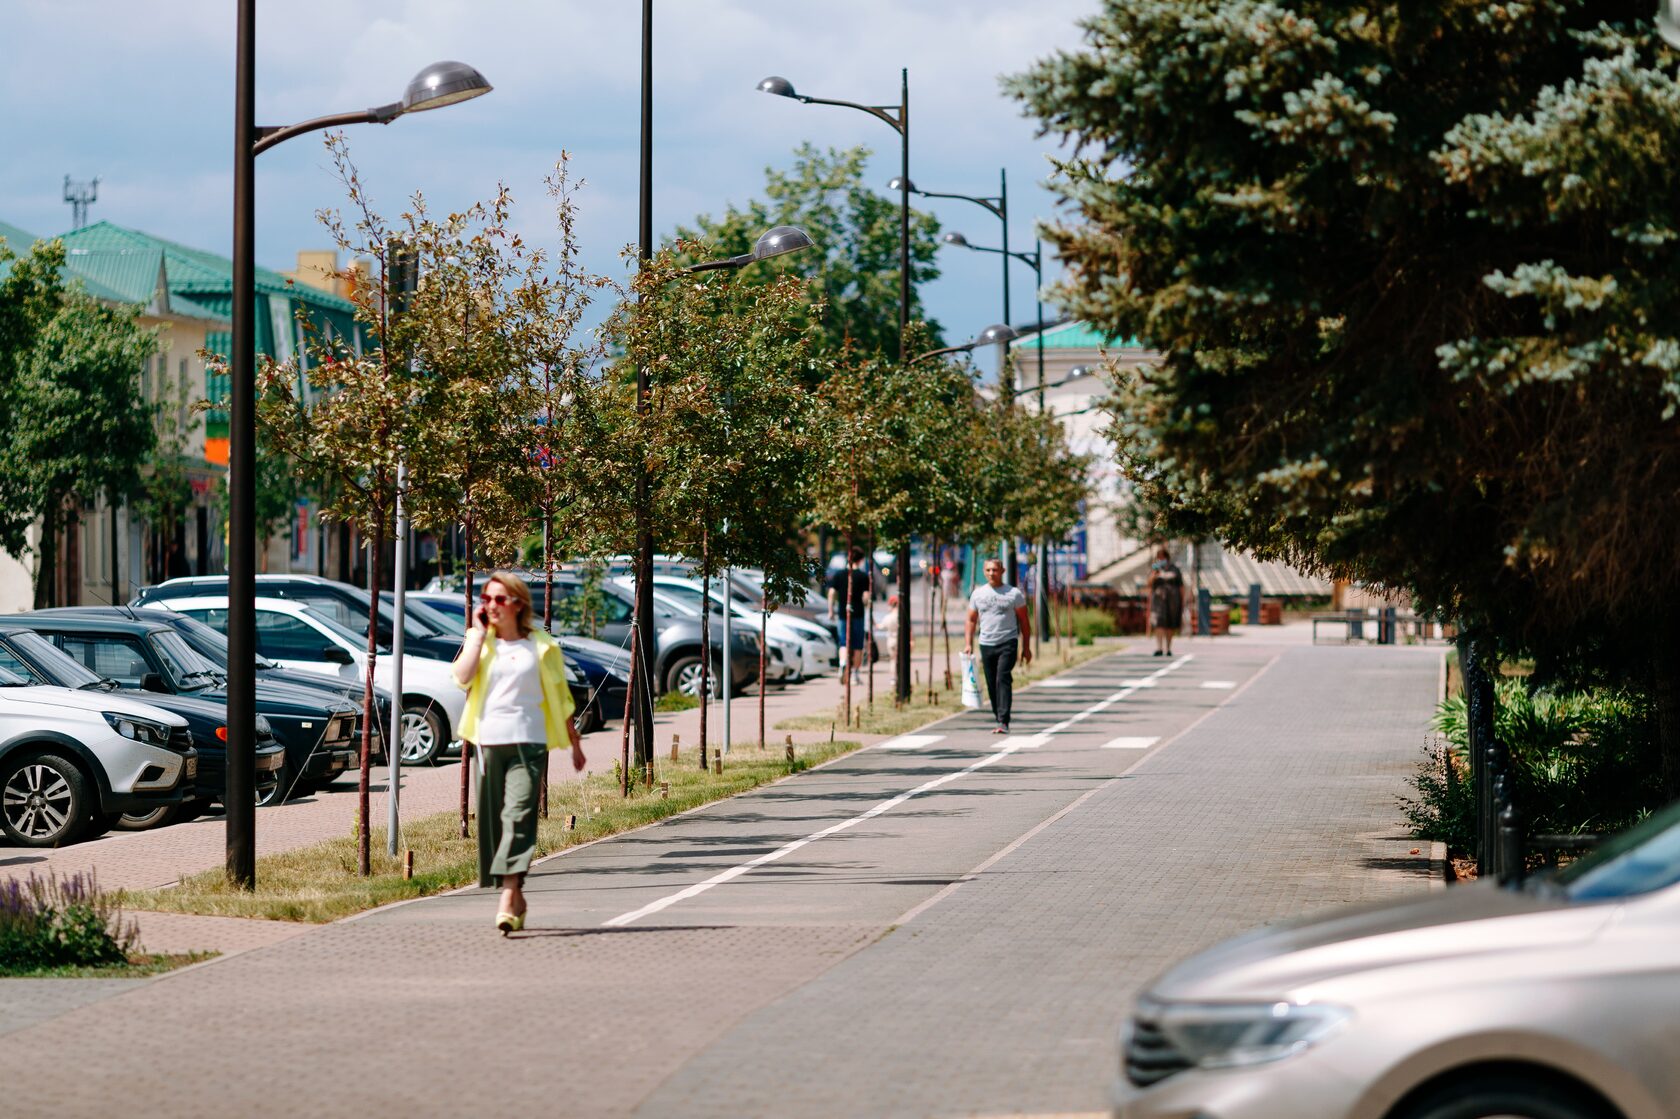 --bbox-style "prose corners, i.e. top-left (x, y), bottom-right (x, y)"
top-left (123, 738), bottom-right (861, 924)
top-left (777, 639), bottom-right (1122, 738)
top-left (1, 952), bottom-right (214, 979)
